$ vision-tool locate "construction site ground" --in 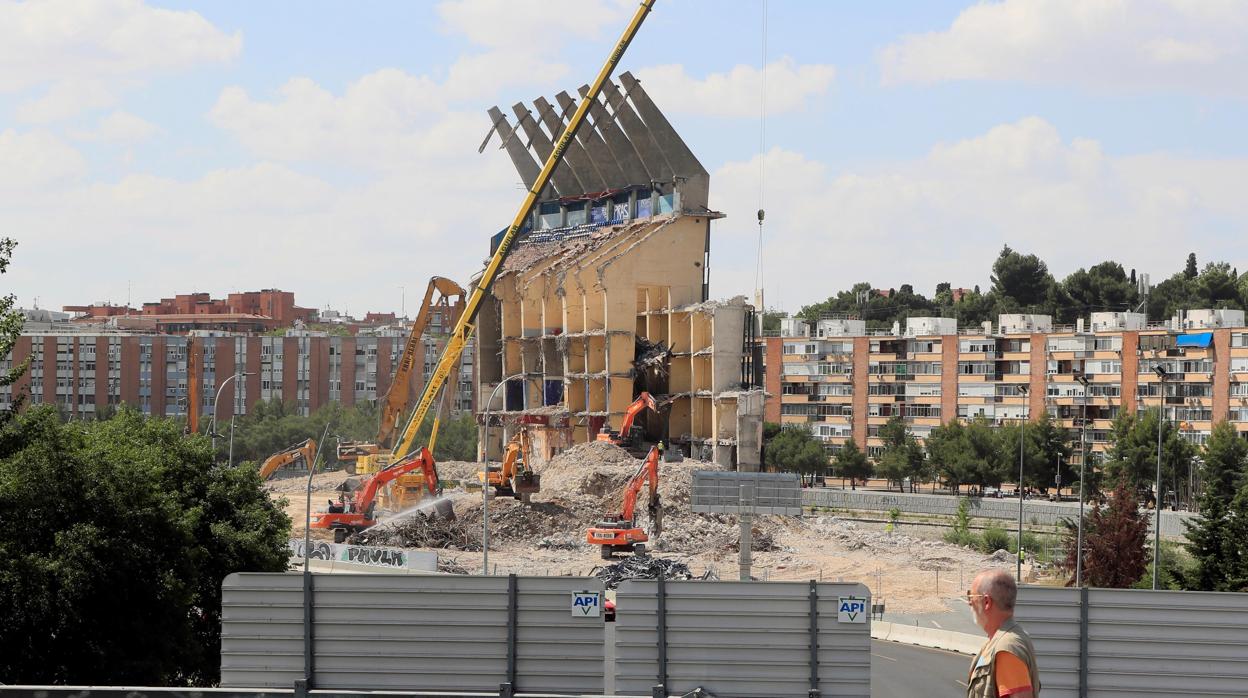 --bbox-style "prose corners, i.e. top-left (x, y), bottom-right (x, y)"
top-left (267, 441), bottom-right (1025, 614)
